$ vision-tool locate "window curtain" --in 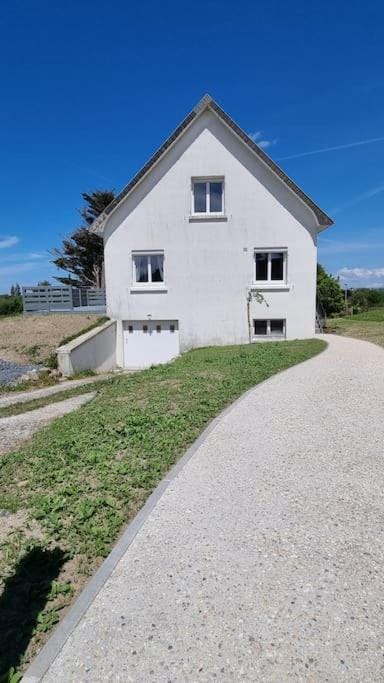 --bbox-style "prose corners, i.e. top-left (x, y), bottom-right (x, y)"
top-left (150, 254), bottom-right (164, 282)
